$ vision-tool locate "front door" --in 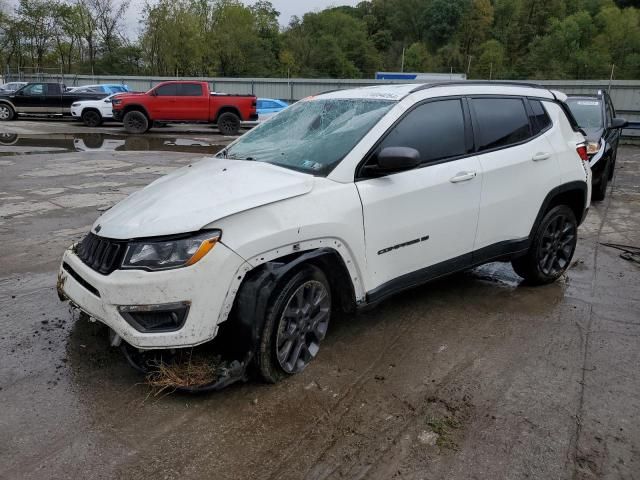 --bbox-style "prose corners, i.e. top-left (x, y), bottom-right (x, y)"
top-left (151, 83), bottom-right (181, 120)
top-left (13, 83), bottom-right (47, 114)
top-left (356, 98), bottom-right (482, 296)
